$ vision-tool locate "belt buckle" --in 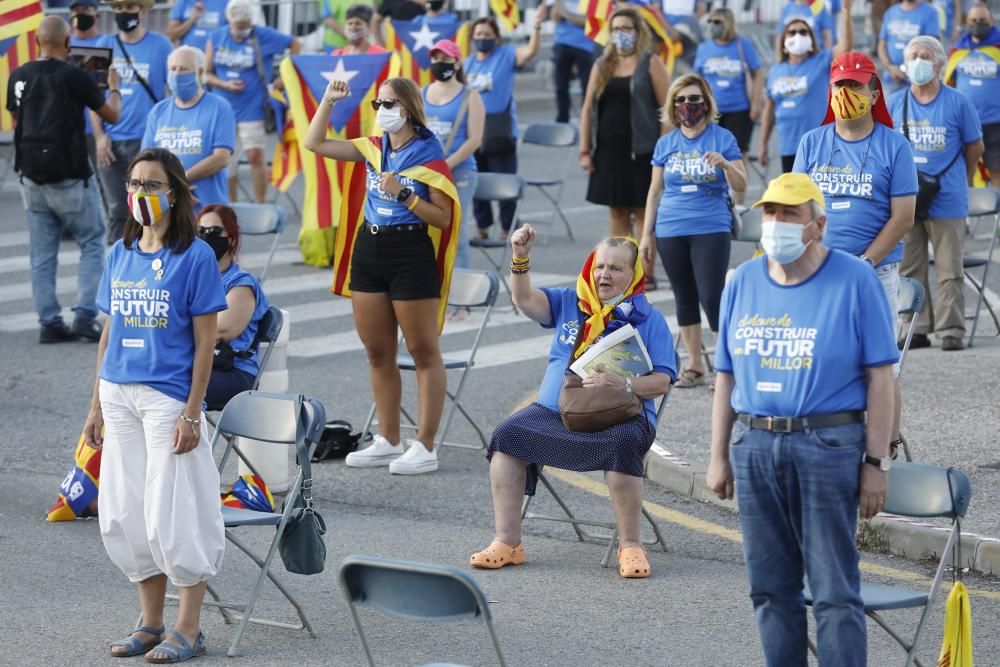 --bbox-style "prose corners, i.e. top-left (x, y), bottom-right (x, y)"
top-left (369, 223), bottom-right (380, 235)
top-left (767, 416), bottom-right (793, 433)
